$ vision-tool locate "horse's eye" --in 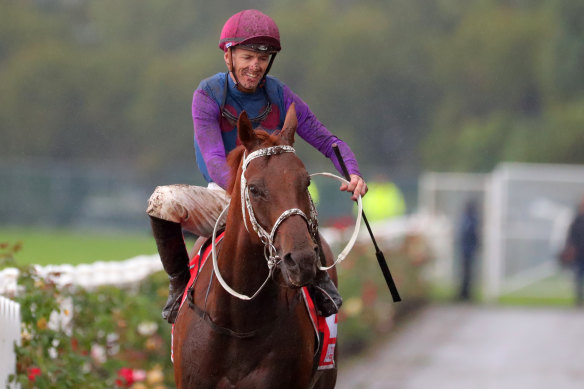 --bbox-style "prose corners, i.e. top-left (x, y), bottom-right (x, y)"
top-left (248, 184), bottom-right (262, 198)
